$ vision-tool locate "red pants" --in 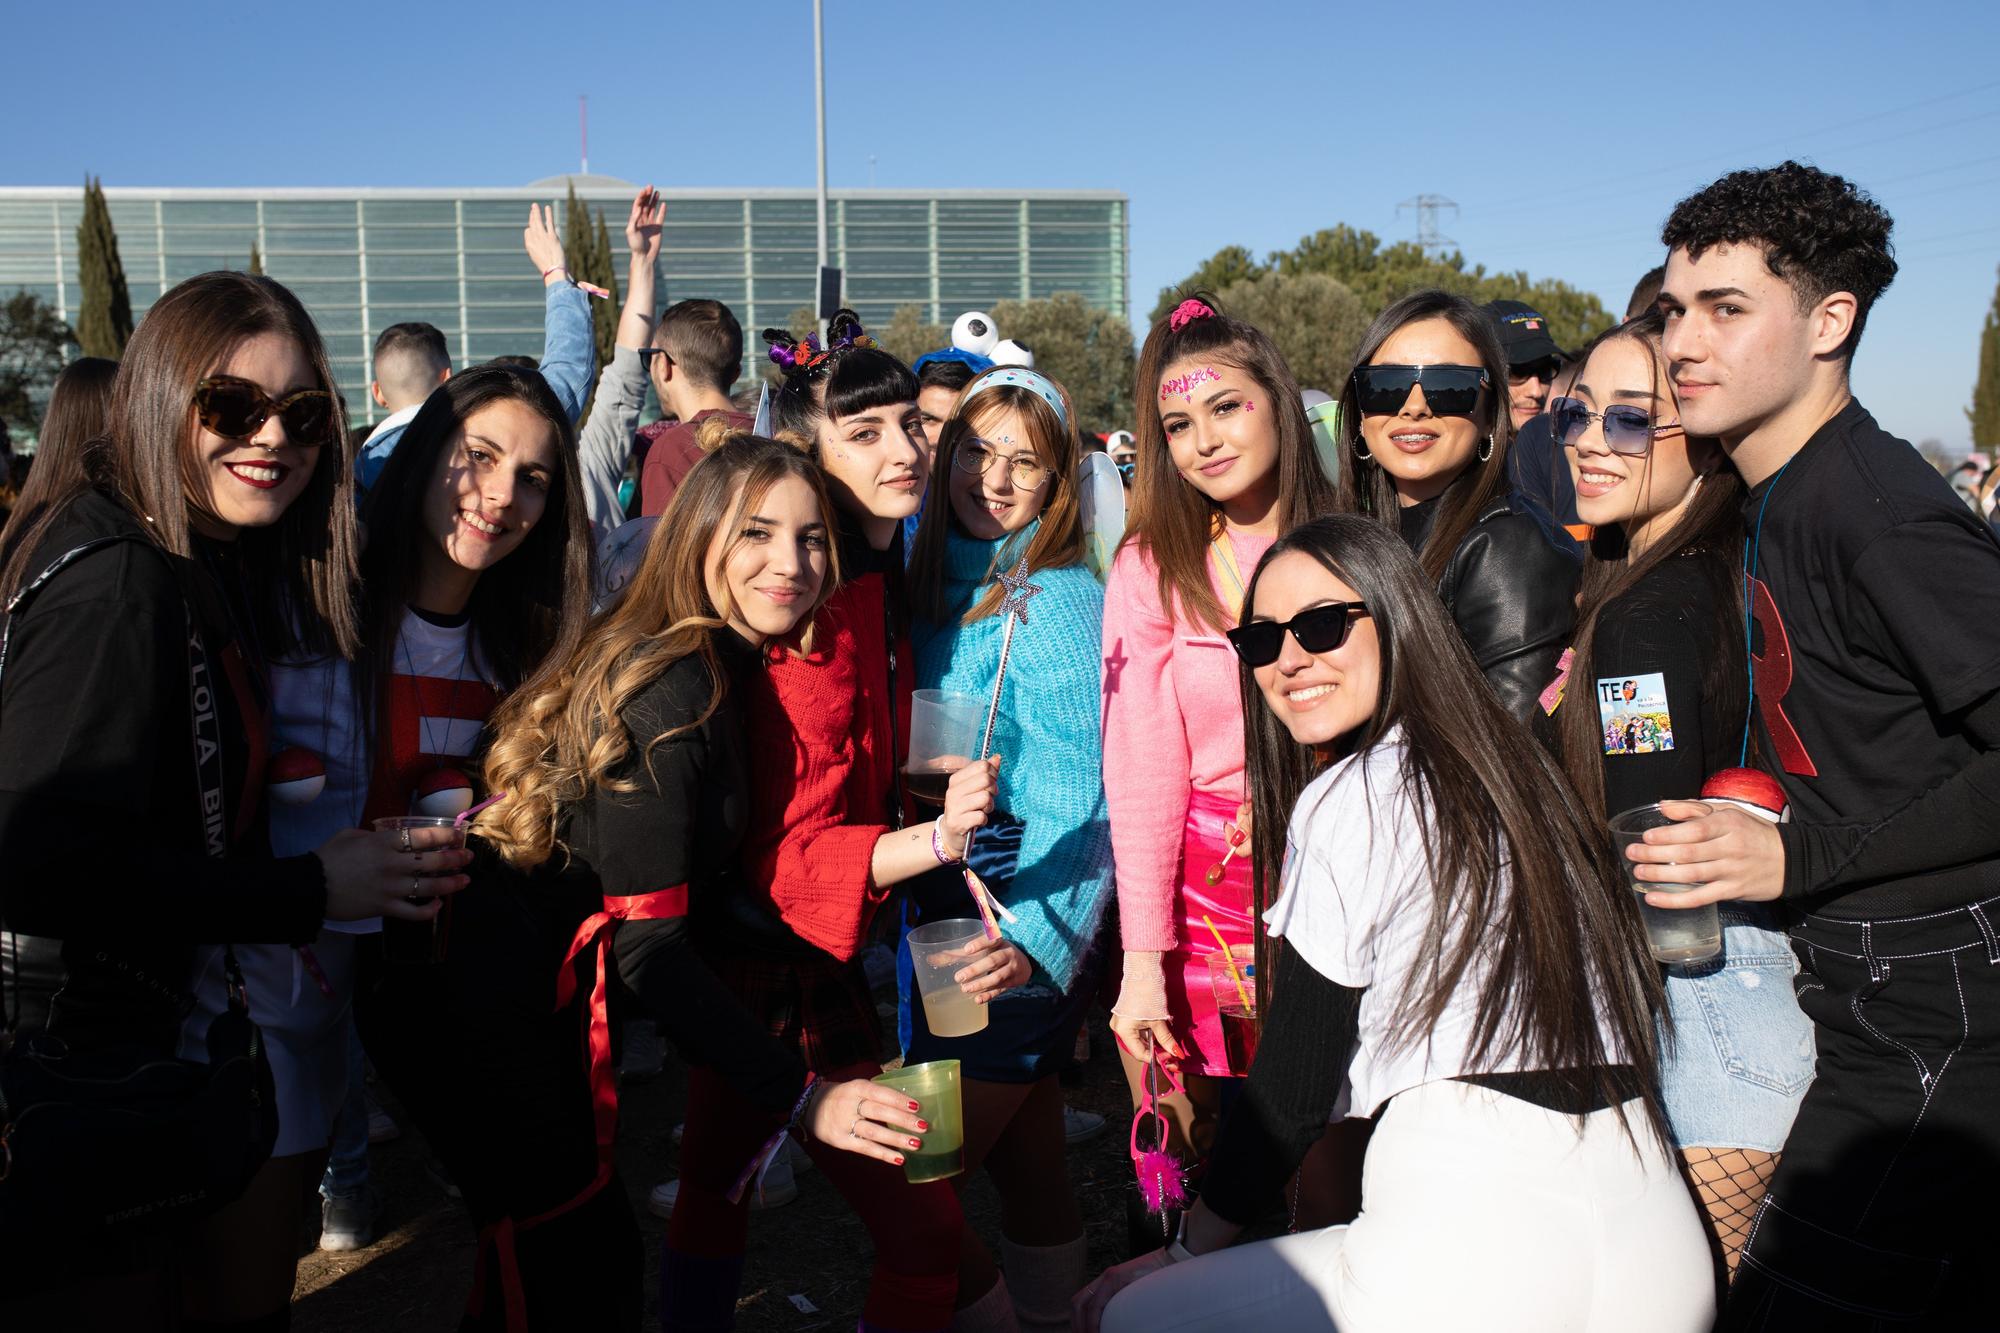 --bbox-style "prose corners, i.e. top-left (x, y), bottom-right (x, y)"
top-left (668, 1059), bottom-right (963, 1330)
